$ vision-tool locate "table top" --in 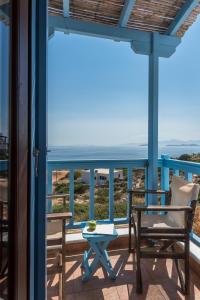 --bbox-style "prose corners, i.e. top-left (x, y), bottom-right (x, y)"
top-left (82, 224), bottom-right (118, 239)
